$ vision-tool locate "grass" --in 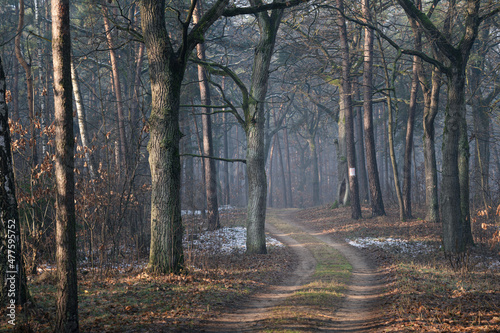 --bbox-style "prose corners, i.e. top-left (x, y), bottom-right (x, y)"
top-left (255, 210), bottom-right (352, 331)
